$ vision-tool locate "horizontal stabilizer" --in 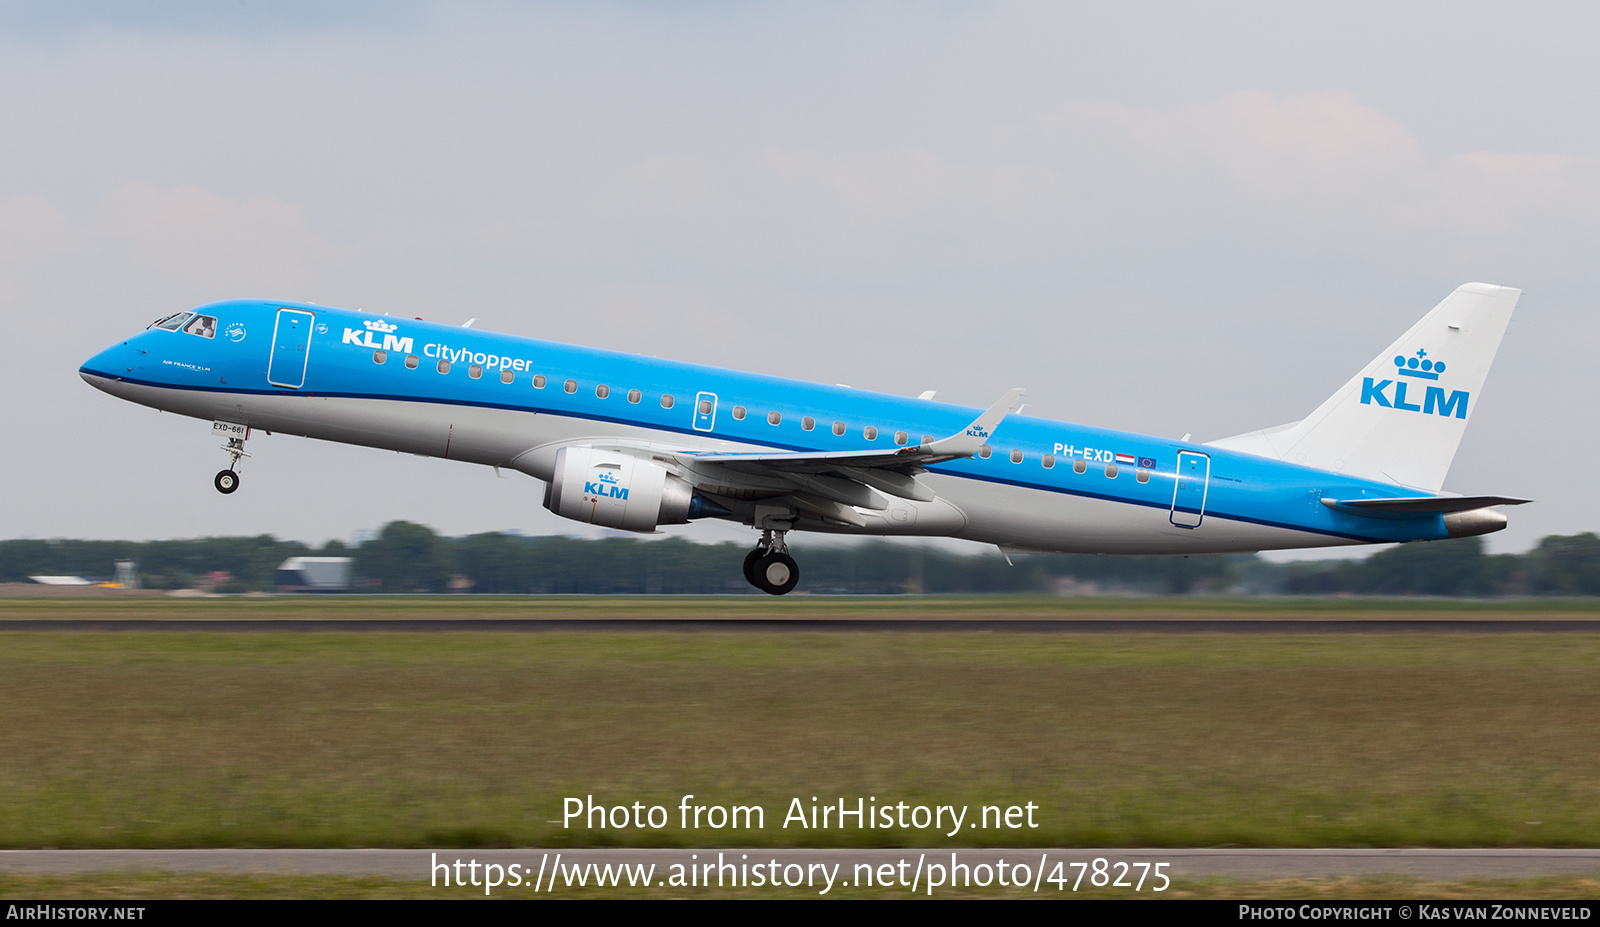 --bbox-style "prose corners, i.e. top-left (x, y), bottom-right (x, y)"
top-left (1321, 495), bottom-right (1531, 515)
